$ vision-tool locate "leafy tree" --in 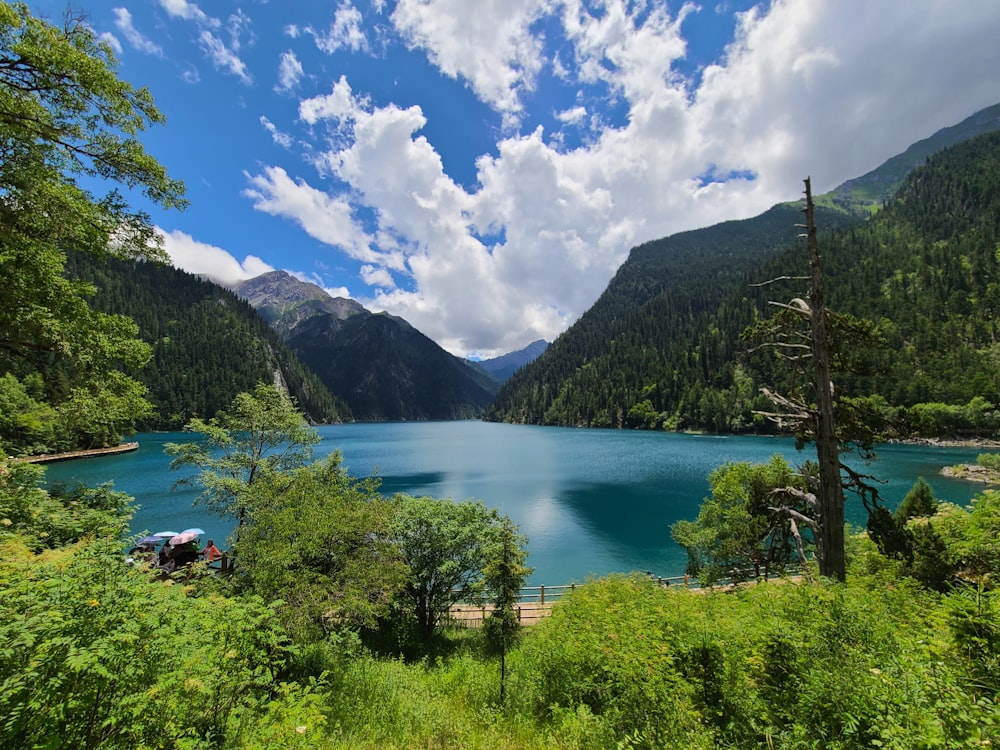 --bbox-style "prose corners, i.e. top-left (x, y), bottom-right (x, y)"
top-left (0, 373), bottom-right (56, 455)
top-left (482, 516), bottom-right (532, 703)
top-left (236, 453), bottom-right (408, 639)
top-left (896, 477), bottom-right (939, 522)
top-left (165, 383), bottom-right (320, 548)
top-left (0, 1), bottom-right (186, 453)
top-left (390, 495), bottom-right (508, 640)
top-left (671, 454), bottom-right (810, 585)
top-left (0, 453), bottom-right (132, 552)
